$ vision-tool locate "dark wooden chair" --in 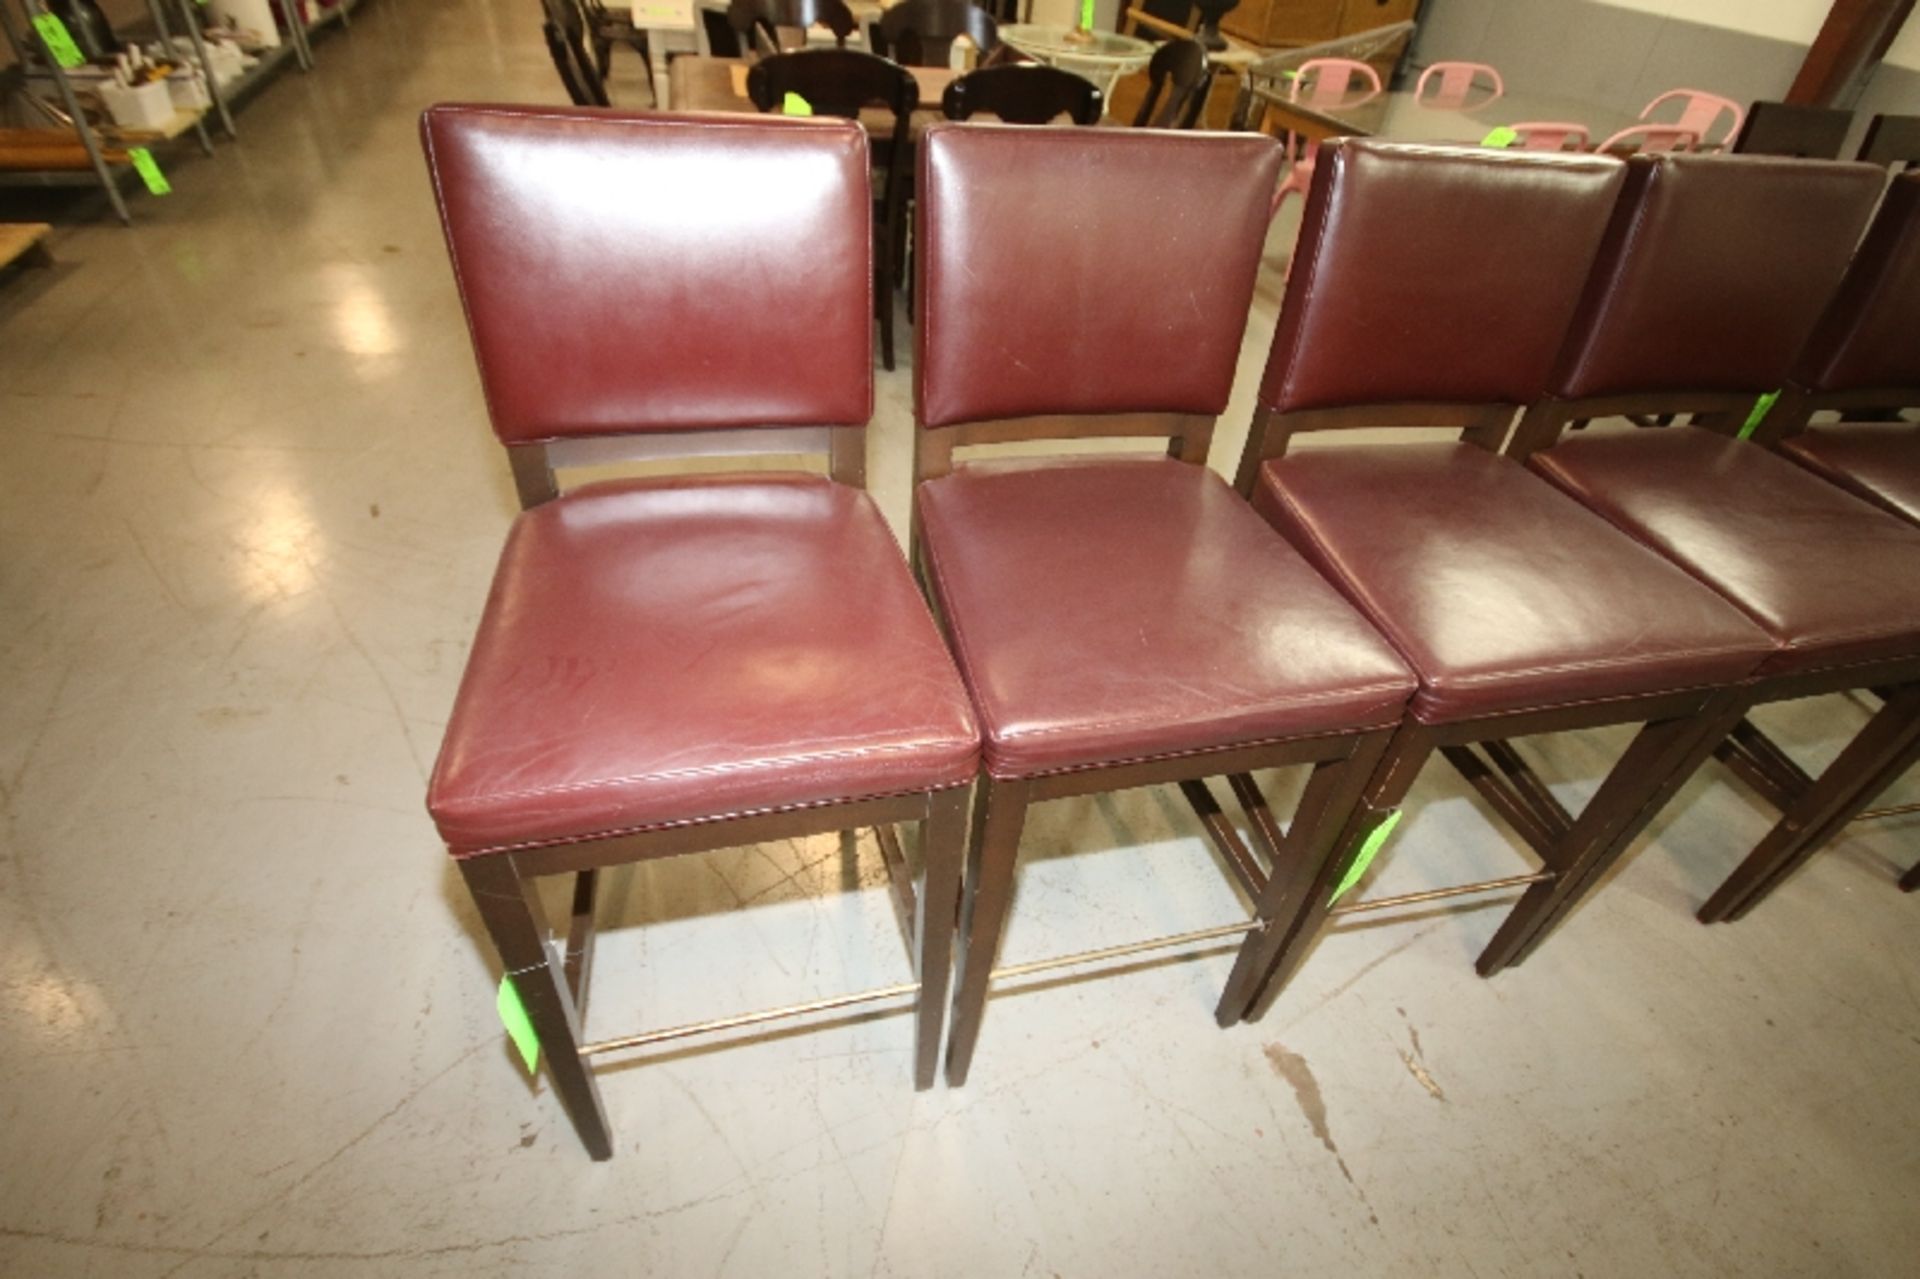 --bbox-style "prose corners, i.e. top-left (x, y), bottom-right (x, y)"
top-left (913, 124), bottom-right (1420, 1086)
top-left (420, 107), bottom-right (978, 1159)
top-left (1504, 154), bottom-right (1920, 926)
top-left (729, 0), bottom-right (858, 56)
top-left (580, 0), bottom-right (656, 101)
top-left (1234, 141), bottom-right (1775, 1010)
top-left (871, 0), bottom-right (998, 67)
top-left (1727, 172), bottom-right (1920, 897)
top-left (1133, 37), bottom-right (1208, 128)
top-left (1858, 112), bottom-right (1920, 171)
top-left (540, 0), bottom-right (609, 107)
top-left (1731, 100), bottom-right (1851, 158)
top-left (747, 49), bottom-right (917, 370)
top-left (940, 64), bottom-right (1102, 124)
